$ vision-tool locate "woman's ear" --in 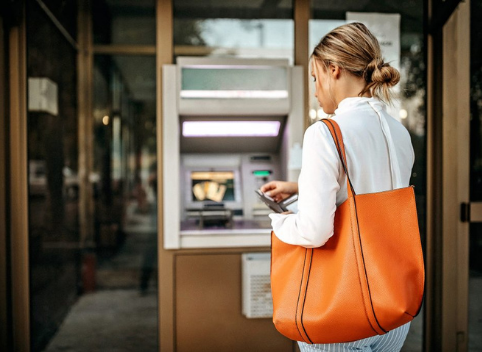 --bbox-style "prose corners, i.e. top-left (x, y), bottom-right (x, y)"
top-left (329, 63), bottom-right (341, 79)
